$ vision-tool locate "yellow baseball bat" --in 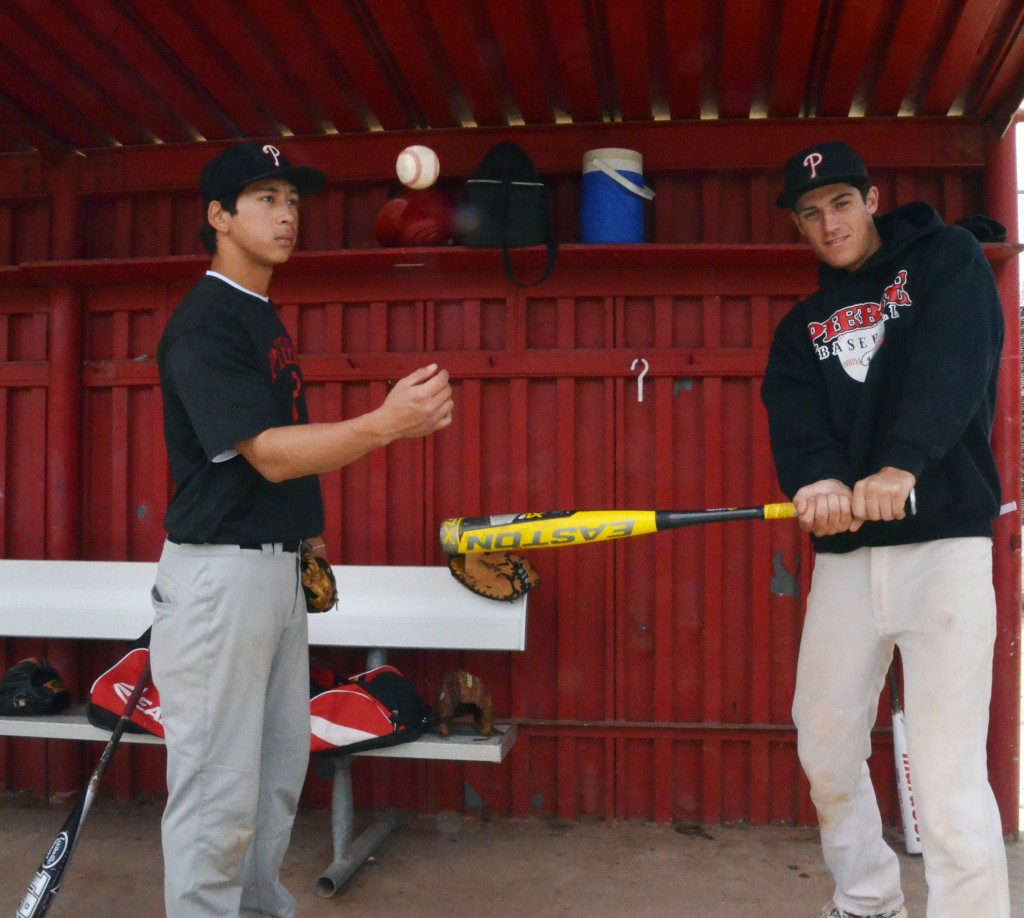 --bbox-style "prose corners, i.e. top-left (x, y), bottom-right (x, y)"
top-left (438, 503), bottom-right (796, 555)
